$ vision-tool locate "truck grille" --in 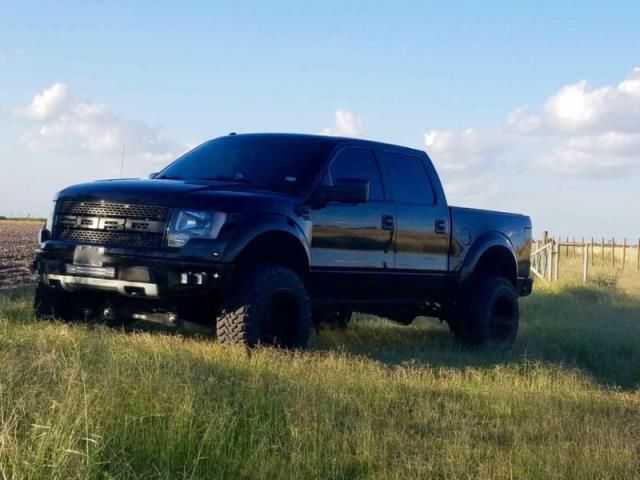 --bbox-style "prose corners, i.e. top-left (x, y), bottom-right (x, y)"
top-left (56, 201), bottom-right (170, 221)
top-left (52, 201), bottom-right (170, 249)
